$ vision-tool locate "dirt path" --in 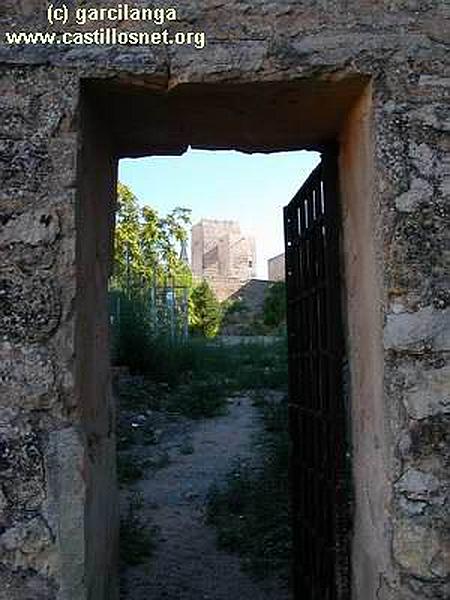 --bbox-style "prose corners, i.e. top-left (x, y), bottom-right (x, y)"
top-left (120, 395), bottom-right (289, 600)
